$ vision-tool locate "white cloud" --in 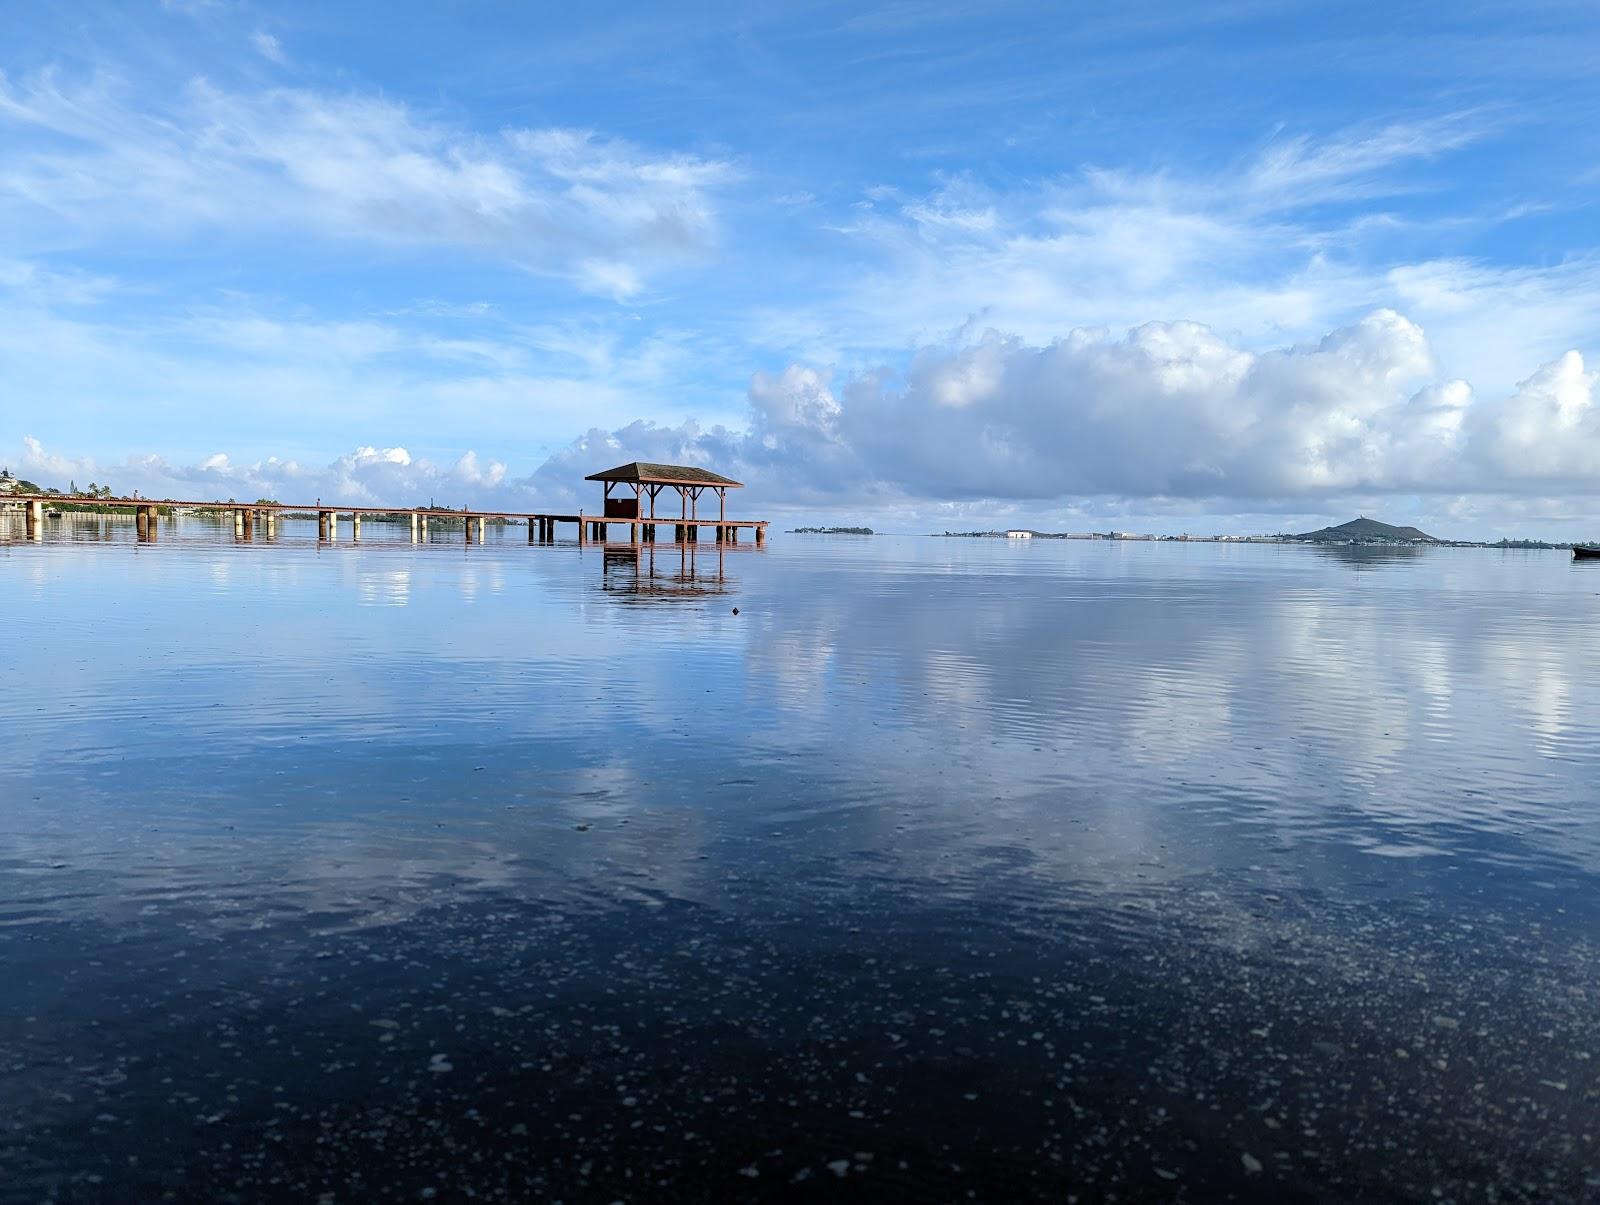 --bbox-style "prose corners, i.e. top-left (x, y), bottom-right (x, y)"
top-left (0, 280), bottom-right (724, 449)
top-left (1239, 115), bottom-right (1483, 208)
top-left (2, 63), bottom-right (1596, 540)
top-left (0, 257), bottom-right (116, 305)
top-left (11, 437), bottom-right (510, 508)
top-left (756, 118), bottom-right (1599, 402)
top-left (808, 310), bottom-right (1438, 500)
top-left (0, 71), bottom-right (733, 297)
top-left (529, 312), bottom-right (1600, 514)
top-left (251, 31), bottom-right (286, 64)
top-left (13, 312), bottom-right (1600, 521)
top-left (1484, 350), bottom-right (1600, 483)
